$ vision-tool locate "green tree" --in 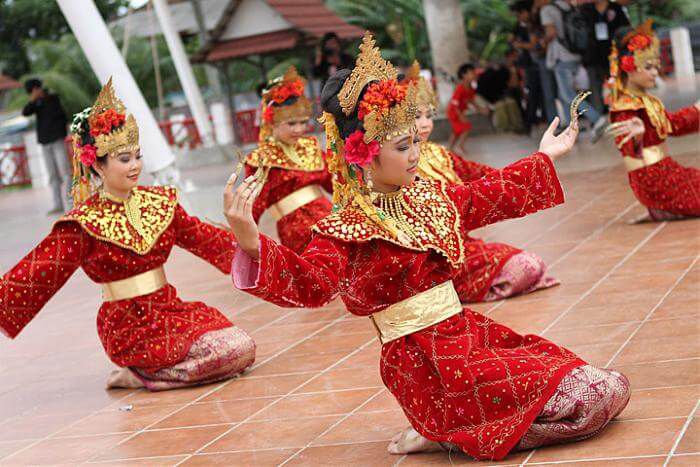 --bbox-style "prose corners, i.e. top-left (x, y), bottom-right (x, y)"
top-left (0, 0), bottom-right (127, 79)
